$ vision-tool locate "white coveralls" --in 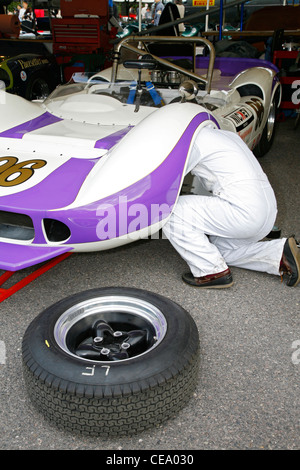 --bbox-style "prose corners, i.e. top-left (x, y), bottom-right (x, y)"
top-left (163, 126), bottom-right (286, 278)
